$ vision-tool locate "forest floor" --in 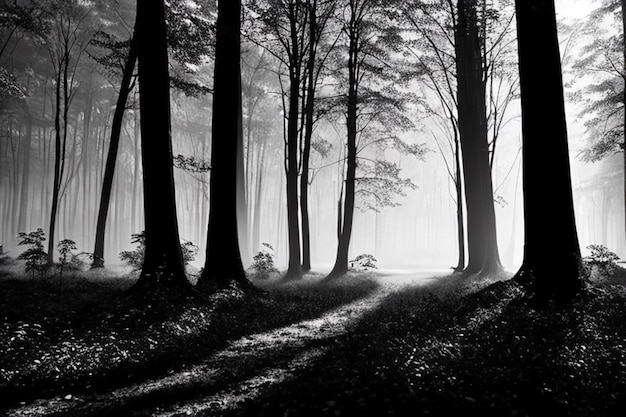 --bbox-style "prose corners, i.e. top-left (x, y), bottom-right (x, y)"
top-left (0, 264), bottom-right (625, 416)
